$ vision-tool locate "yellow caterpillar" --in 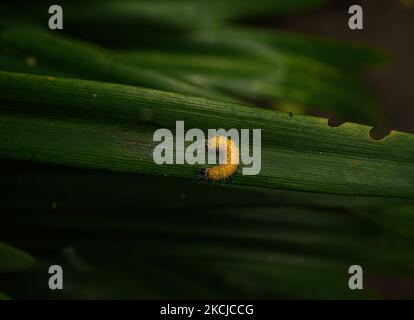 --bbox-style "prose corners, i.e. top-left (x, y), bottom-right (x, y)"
top-left (200, 135), bottom-right (239, 181)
